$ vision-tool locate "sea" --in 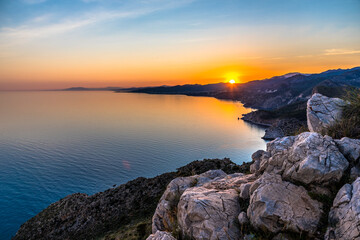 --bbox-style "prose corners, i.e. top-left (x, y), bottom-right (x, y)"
top-left (0, 91), bottom-right (266, 239)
